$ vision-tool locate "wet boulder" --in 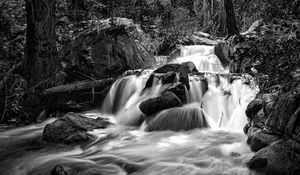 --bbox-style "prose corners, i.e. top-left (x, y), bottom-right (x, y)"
top-left (43, 112), bottom-right (111, 144)
top-left (177, 62), bottom-right (199, 74)
top-left (179, 72), bottom-right (190, 90)
top-left (63, 18), bottom-right (155, 79)
top-left (139, 91), bottom-right (182, 116)
top-left (245, 99), bottom-right (263, 120)
top-left (248, 143), bottom-right (300, 175)
top-left (145, 106), bottom-right (209, 132)
top-left (144, 61), bottom-right (197, 90)
top-left (153, 63), bottom-right (181, 73)
top-left (153, 61), bottom-right (198, 74)
top-left (161, 71), bottom-right (177, 84)
top-left (164, 83), bottom-right (187, 104)
top-left (246, 130), bottom-right (282, 152)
